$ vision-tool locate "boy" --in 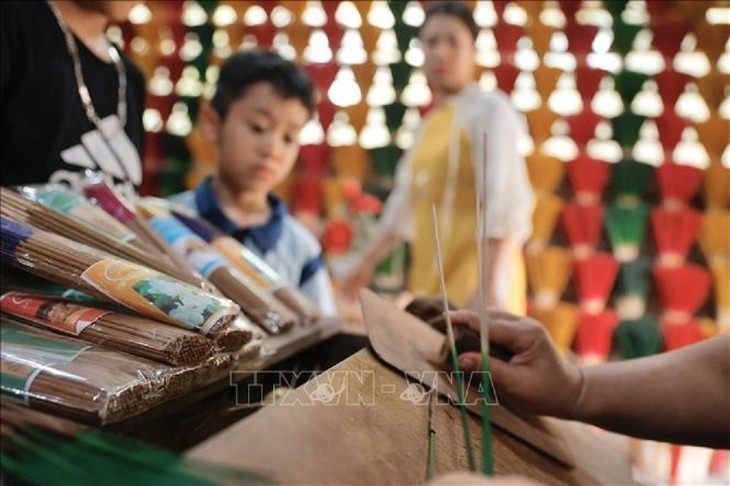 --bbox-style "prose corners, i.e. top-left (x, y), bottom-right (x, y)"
top-left (170, 49), bottom-right (336, 316)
